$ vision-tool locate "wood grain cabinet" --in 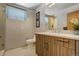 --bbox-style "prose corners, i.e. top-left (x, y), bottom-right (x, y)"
top-left (36, 34), bottom-right (43, 56)
top-left (55, 38), bottom-right (75, 56)
top-left (36, 34), bottom-right (78, 56)
top-left (36, 34), bottom-right (51, 56)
